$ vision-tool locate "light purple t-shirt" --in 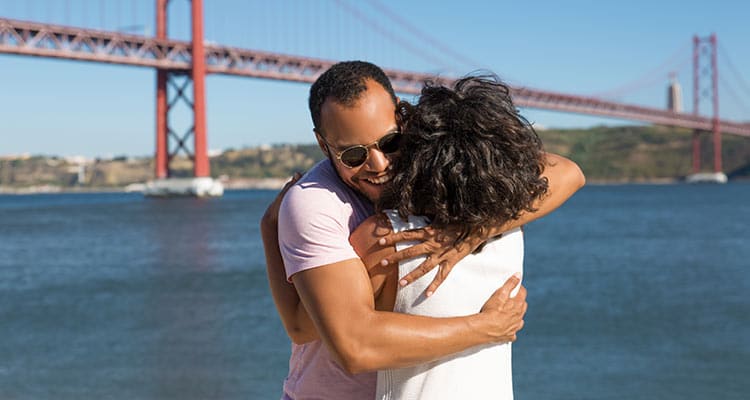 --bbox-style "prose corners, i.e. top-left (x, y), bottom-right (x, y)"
top-left (278, 160), bottom-right (376, 400)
